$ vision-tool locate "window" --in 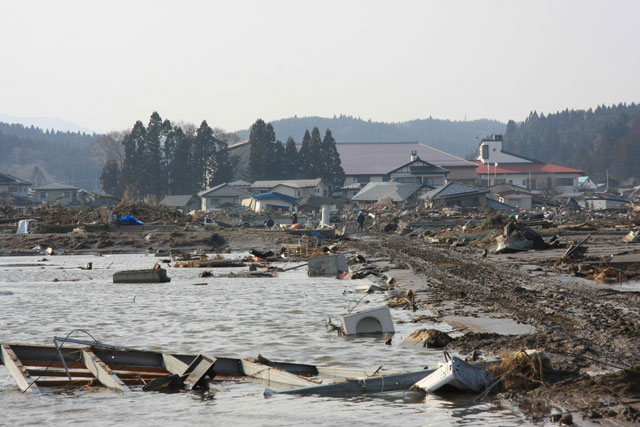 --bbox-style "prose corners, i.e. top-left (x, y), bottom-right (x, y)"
top-left (508, 180), bottom-right (513, 185)
top-left (522, 179), bottom-right (528, 187)
top-left (355, 176), bottom-right (370, 183)
top-left (40, 192), bottom-right (48, 199)
top-left (555, 178), bottom-right (574, 186)
top-left (481, 145), bottom-right (489, 160)
top-left (63, 192), bottom-right (68, 198)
